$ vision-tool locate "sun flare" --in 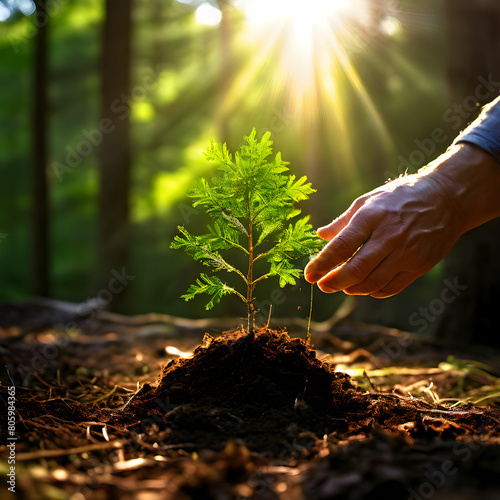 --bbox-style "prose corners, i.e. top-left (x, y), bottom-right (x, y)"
top-left (237, 0), bottom-right (386, 131)
top-left (238, 0), bottom-right (373, 102)
top-left (214, 0), bottom-right (395, 176)
top-left (243, 0), bottom-right (361, 28)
